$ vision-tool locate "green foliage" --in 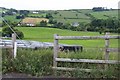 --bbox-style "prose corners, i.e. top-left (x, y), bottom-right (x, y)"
top-left (90, 18), bottom-right (119, 33)
top-left (15, 30), bottom-right (24, 39)
top-left (2, 48), bottom-right (53, 76)
top-left (40, 20), bottom-right (47, 27)
top-left (90, 10), bottom-right (118, 19)
top-left (46, 13), bottom-right (53, 19)
top-left (2, 48), bottom-right (119, 78)
top-left (2, 26), bottom-right (24, 39)
top-left (3, 14), bottom-right (21, 23)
